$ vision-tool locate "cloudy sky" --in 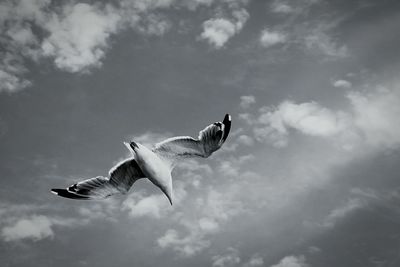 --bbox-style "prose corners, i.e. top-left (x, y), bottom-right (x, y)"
top-left (1, 0), bottom-right (400, 266)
